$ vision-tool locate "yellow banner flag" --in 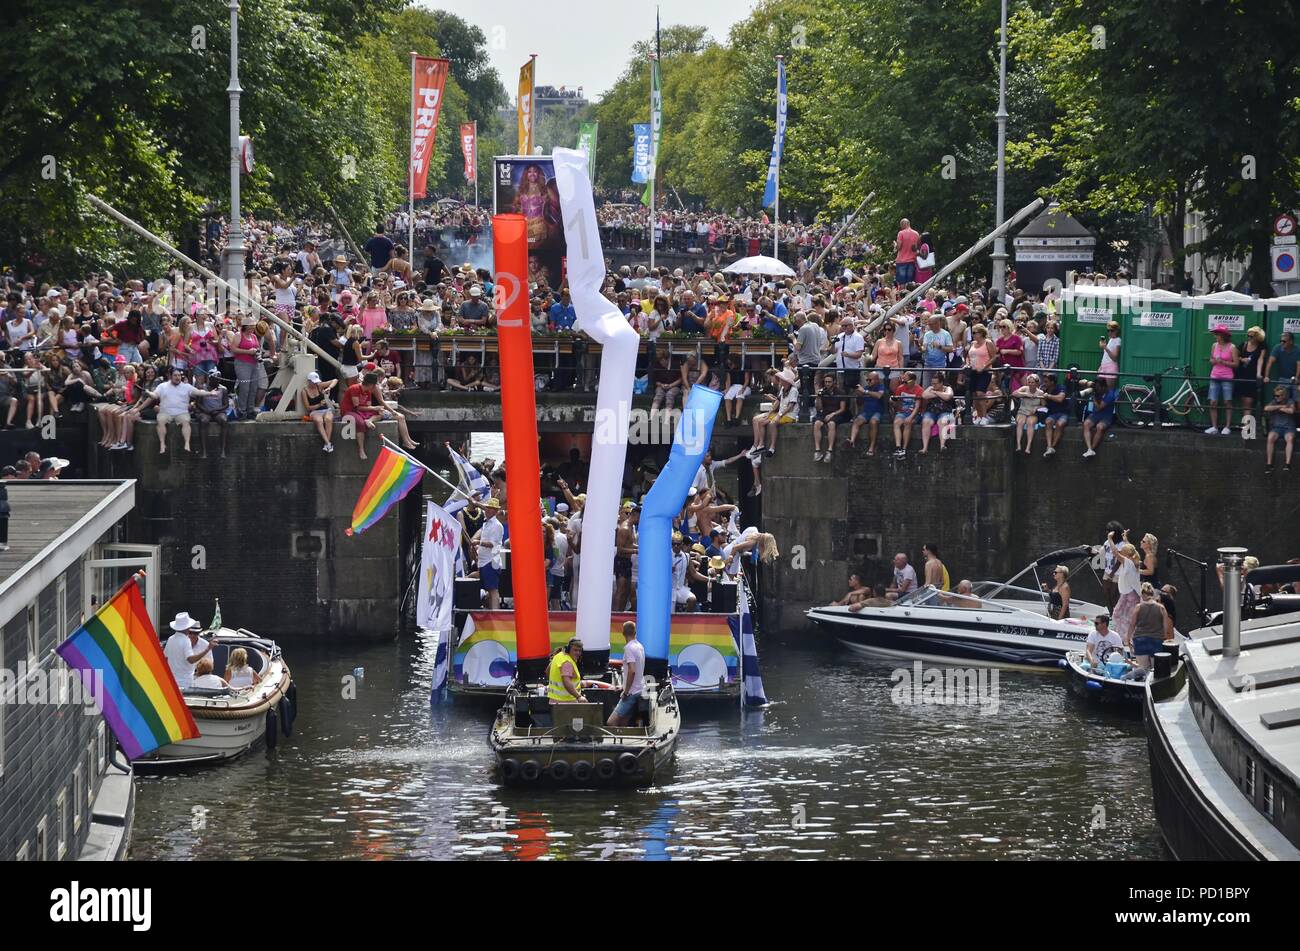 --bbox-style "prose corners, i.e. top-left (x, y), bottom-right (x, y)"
top-left (517, 58), bottom-right (535, 154)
